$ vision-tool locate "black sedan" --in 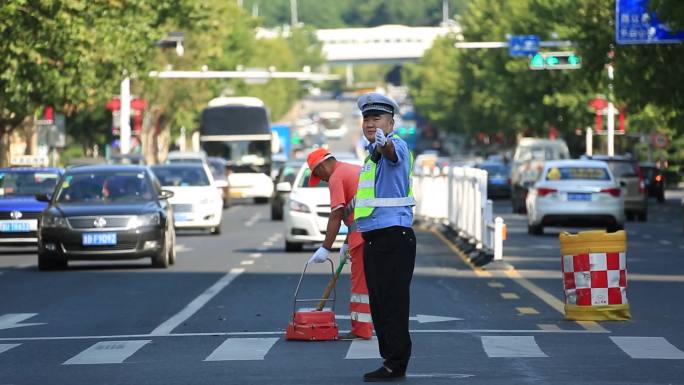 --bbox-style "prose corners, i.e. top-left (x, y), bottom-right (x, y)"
top-left (36, 165), bottom-right (175, 270)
